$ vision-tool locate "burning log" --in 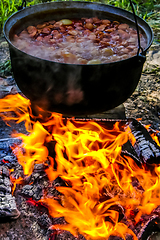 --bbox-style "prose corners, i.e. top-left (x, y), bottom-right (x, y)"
top-left (128, 119), bottom-right (160, 164)
top-left (0, 166), bottom-right (20, 220)
top-left (122, 140), bottom-right (142, 166)
top-left (137, 215), bottom-right (160, 240)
